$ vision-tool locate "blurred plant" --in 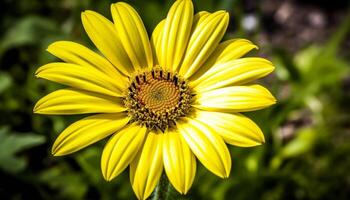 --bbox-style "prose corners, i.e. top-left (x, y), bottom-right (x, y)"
top-left (0, 126), bottom-right (45, 173)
